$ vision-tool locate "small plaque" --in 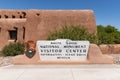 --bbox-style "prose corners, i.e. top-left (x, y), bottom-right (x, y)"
top-left (37, 39), bottom-right (90, 61)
